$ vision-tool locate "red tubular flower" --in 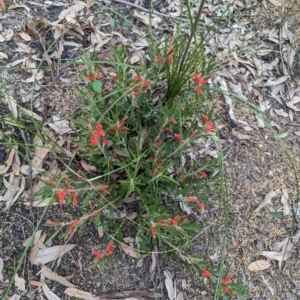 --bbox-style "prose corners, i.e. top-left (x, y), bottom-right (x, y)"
top-left (189, 130), bottom-right (198, 139)
top-left (205, 121), bottom-right (216, 134)
top-left (222, 274), bottom-right (231, 284)
top-left (151, 225), bottom-right (156, 238)
top-left (183, 197), bottom-right (205, 212)
top-left (72, 191), bottom-right (78, 205)
top-left (56, 190), bottom-right (71, 204)
top-left (90, 136), bottom-right (98, 146)
top-left (134, 75), bottom-right (142, 82)
top-left (67, 219), bottom-right (82, 236)
top-left (202, 269), bottom-right (212, 279)
top-left (200, 171), bottom-right (207, 178)
top-left (92, 249), bottom-right (103, 261)
top-left (192, 73), bottom-right (207, 86)
top-left (167, 118), bottom-right (177, 124)
top-left (86, 71), bottom-right (101, 81)
top-left (46, 178), bottom-right (57, 188)
top-left (46, 220), bottom-right (62, 226)
top-left (155, 55), bottom-right (163, 65)
top-left (201, 114), bottom-right (209, 123)
top-left (195, 87), bottom-right (202, 95)
top-left (223, 286), bottom-right (233, 297)
top-left (99, 186), bottom-right (109, 194)
top-left (153, 168), bottom-right (158, 176)
top-left (142, 80), bottom-right (151, 89)
top-left (171, 215), bottom-right (186, 226)
top-left (167, 56), bottom-right (173, 63)
top-left (104, 242), bottom-right (115, 257)
top-left (174, 133), bottom-right (183, 145)
top-left (164, 127), bottom-right (173, 132)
